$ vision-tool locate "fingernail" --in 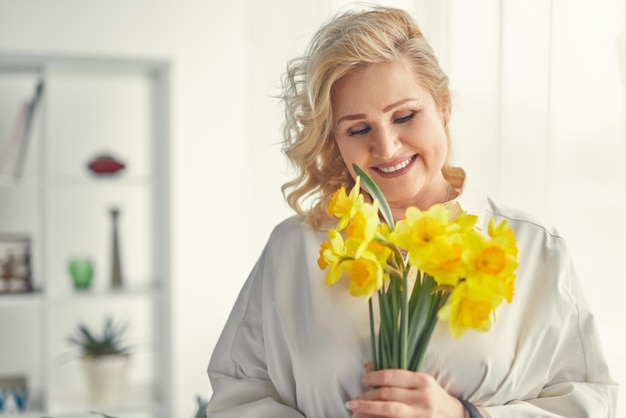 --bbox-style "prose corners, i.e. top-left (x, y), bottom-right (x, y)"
top-left (345, 400), bottom-right (357, 410)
